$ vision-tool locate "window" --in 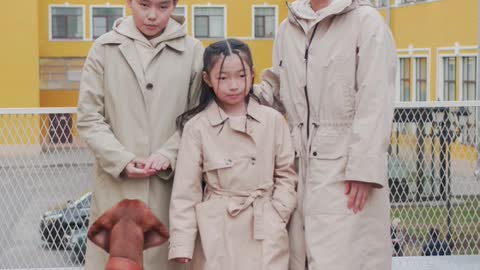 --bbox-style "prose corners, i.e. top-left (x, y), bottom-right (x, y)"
top-left (50, 6), bottom-right (84, 40)
top-left (40, 58), bottom-right (85, 90)
top-left (462, 56), bottom-right (476, 100)
top-left (399, 58), bottom-right (411, 101)
top-left (443, 57), bottom-right (456, 101)
top-left (173, 6), bottom-right (186, 17)
top-left (91, 7), bottom-right (124, 39)
top-left (193, 6), bottom-right (225, 38)
top-left (378, 0), bottom-right (389, 7)
top-left (253, 7), bottom-right (276, 38)
top-left (415, 57), bottom-right (427, 101)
